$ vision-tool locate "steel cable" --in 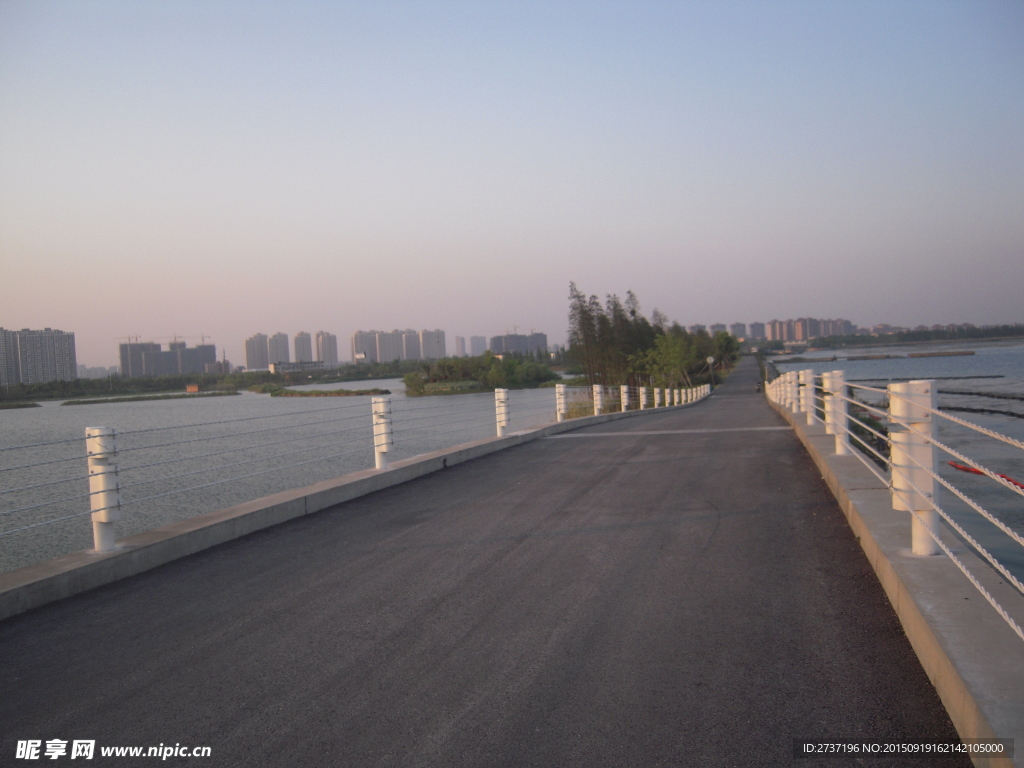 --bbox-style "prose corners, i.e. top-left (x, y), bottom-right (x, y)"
top-left (889, 463), bottom-right (1024, 644)
top-left (119, 431), bottom-right (372, 491)
top-left (113, 399), bottom-right (368, 436)
top-left (120, 422), bottom-right (370, 473)
top-left (116, 410), bottom-right (367, 454)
